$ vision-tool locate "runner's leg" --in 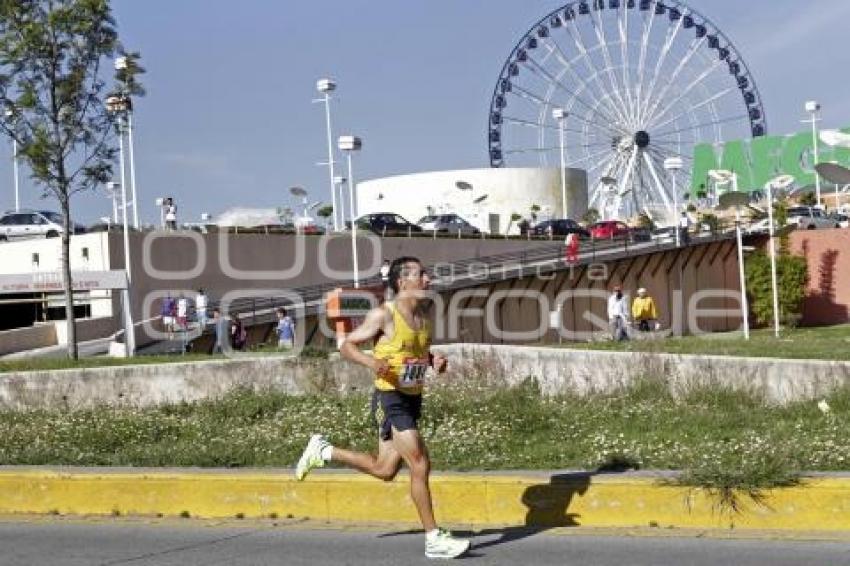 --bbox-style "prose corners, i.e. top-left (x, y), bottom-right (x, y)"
top-left (330, 438), bottom-right (403, 481)
top-left (390, 427), bottom-right (437, 531)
